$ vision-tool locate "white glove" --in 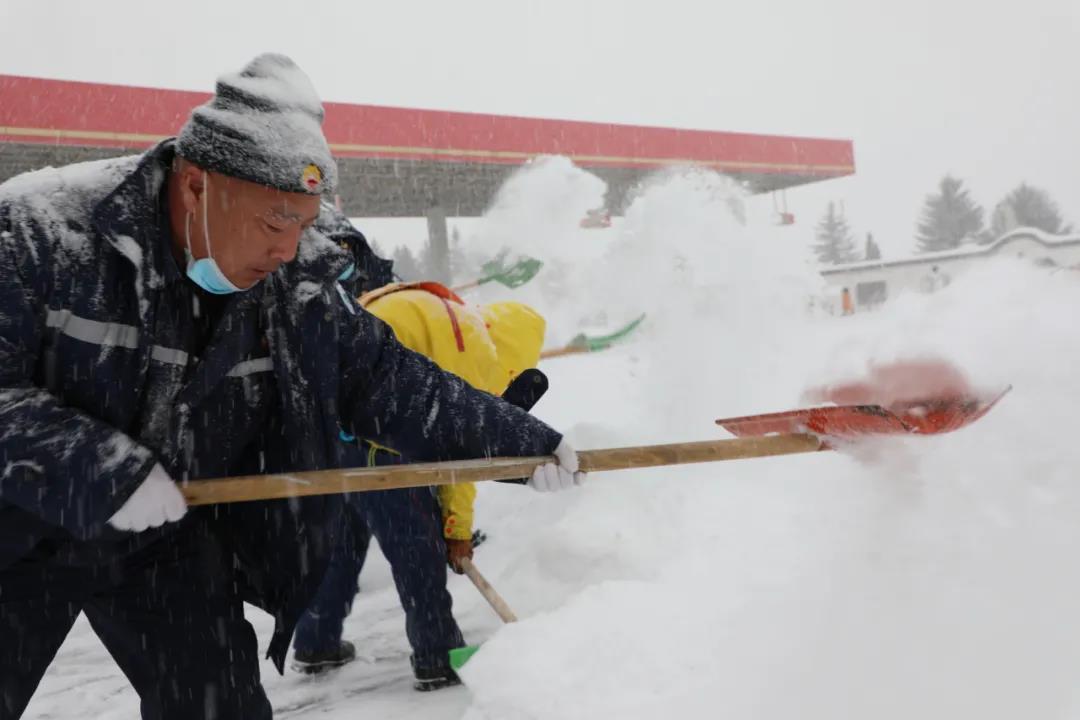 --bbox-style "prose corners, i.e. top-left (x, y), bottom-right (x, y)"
top-left (107, 463), bottom-right (188, 532)
top-left (529, 439), bottom-right (587, 492)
